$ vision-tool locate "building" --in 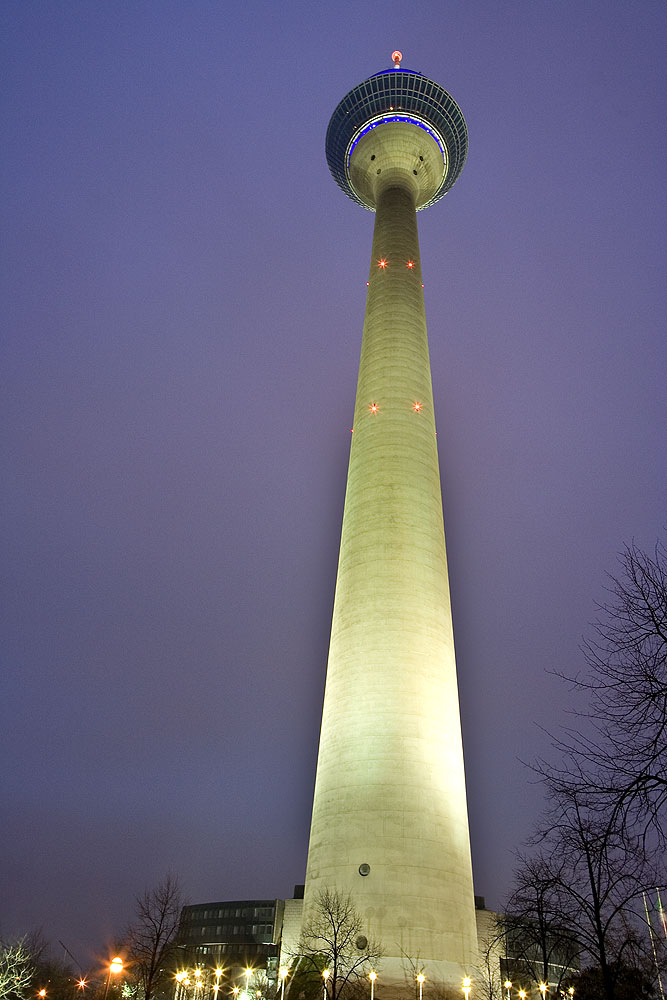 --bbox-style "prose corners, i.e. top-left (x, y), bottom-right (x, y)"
top-left (174, 895), bottom-right (577, 1000)
top-left (301, 53), bottom-right (476, 989)
top-left (175, 898), bottom-right (284, 985)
